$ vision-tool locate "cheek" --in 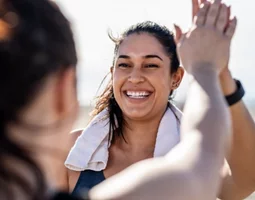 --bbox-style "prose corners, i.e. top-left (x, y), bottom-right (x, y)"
top-left (112, 72), bottom-right (120, 89)
top-left (158, 80), bottom-right (172, 100)
top-left (157, 83), bottom-right (172, 104)
top-left (150, 72), bottom-right (172, 96)
top-left (112, 71), bottom-right (125, 97)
